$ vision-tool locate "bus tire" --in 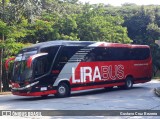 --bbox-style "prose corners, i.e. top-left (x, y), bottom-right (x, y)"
top-left (124, 77), bottom-right (133, 89)
top-left (56, 82), bottom-right (70, 98)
